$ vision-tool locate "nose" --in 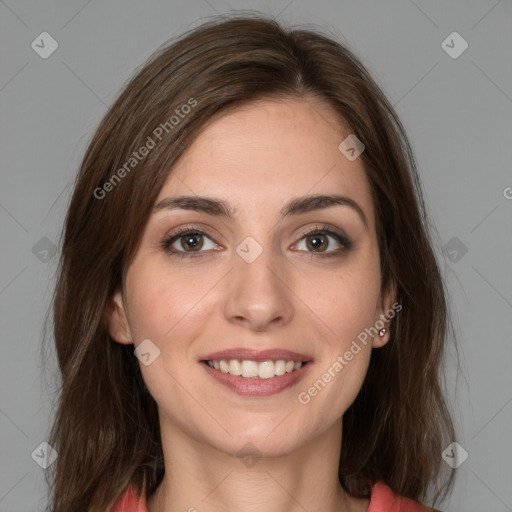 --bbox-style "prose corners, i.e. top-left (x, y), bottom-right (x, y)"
top-left (223, 242), bottom-right (294, 332)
